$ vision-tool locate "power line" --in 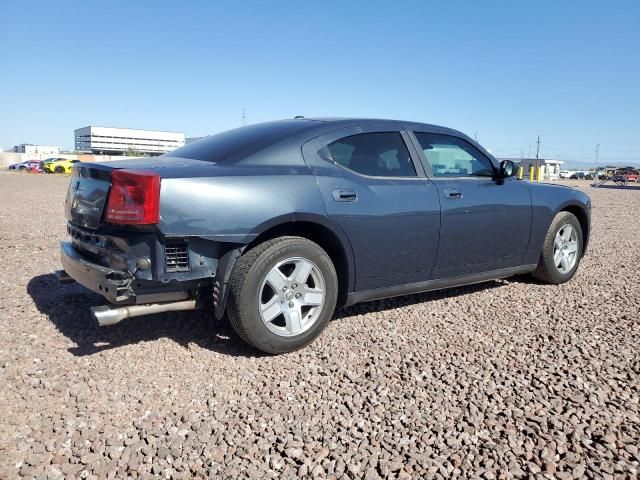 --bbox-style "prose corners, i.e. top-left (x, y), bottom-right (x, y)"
top-left (487, 145), bottom-right (640, 153)
top-left (543, 147), bottom-right (640, 153)
top-left (535, 135), bottom-right (541, 174)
